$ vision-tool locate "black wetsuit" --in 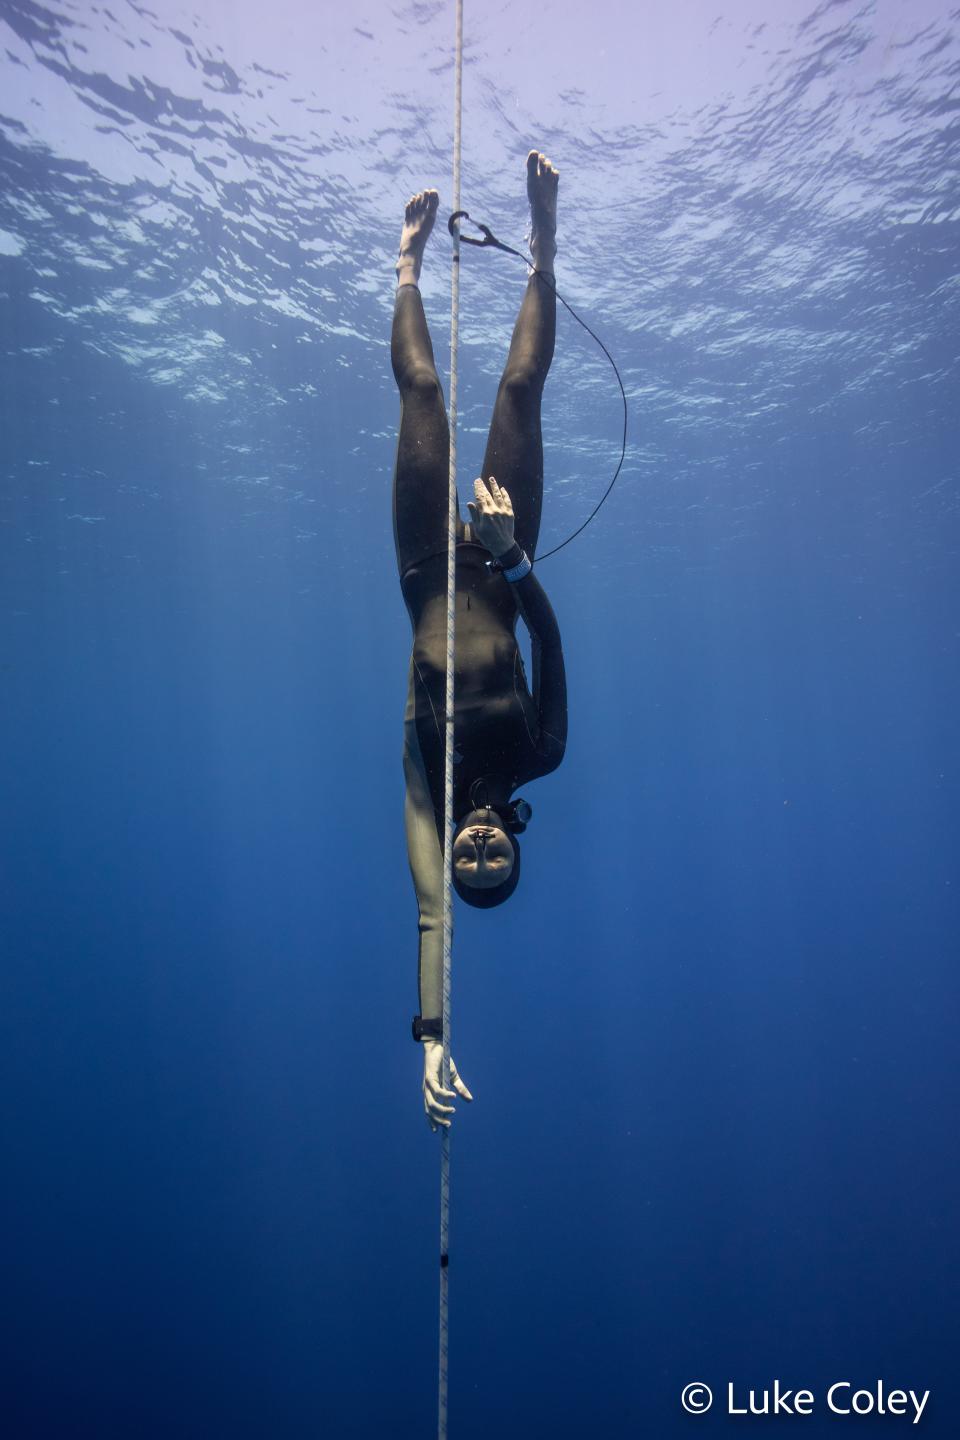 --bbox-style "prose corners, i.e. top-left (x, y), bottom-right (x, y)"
top-left (402, 541), bottom-right (566, 842)
top-left (391, 271), bottom-right (566, 1015)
